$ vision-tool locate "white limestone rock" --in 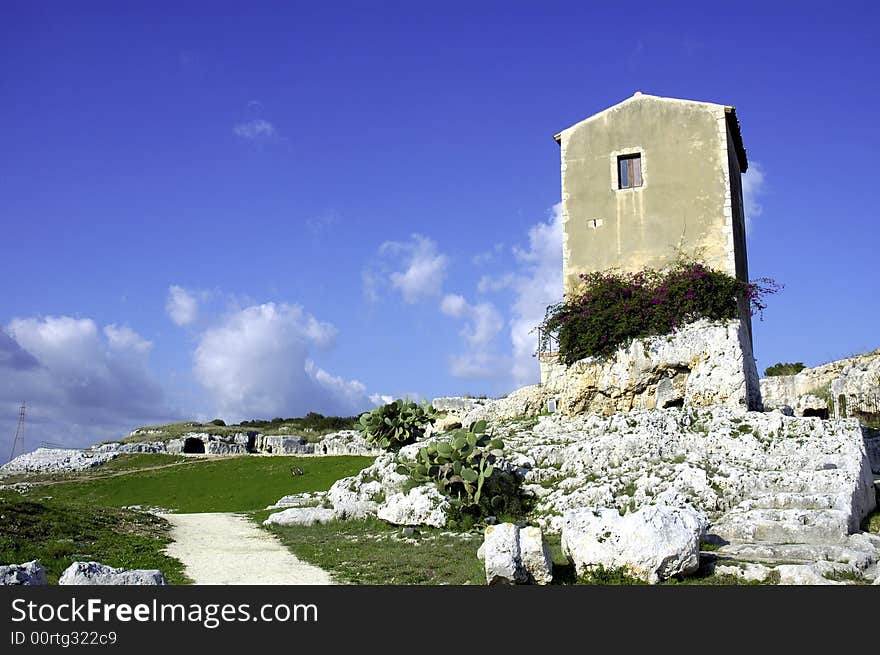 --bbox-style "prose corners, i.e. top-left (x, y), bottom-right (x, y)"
top-left (519, 525), bottom-right (554, 585)
top-left (541, 319), bottom-right (761, 415)
top-left (0, 448), bottom-right (118, 475)
top-left (377, 485), bottom-right (449, 528)
top-left (478, 523), bottom-right (554, 585)
top-left (263, 507), bottom-right (336, 527)
top-left (59, 561), bottom-right (167, 585)
top-left (314, 430), bottom-right (382, 456)
top-left (713, 562), bottom-right (774, 583)
top-left (0, 560), bottom-right (48, 585)
top-left (461, 385), bottom-right (549, 426)
top-left (266, 491), bottom-right (327, 510)
top-left (561, 505), bottom-right (705, 584)
top-left (327, 454), bottom-right (410, 520)
top-left (481, 523), bottom-right (527, 585)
